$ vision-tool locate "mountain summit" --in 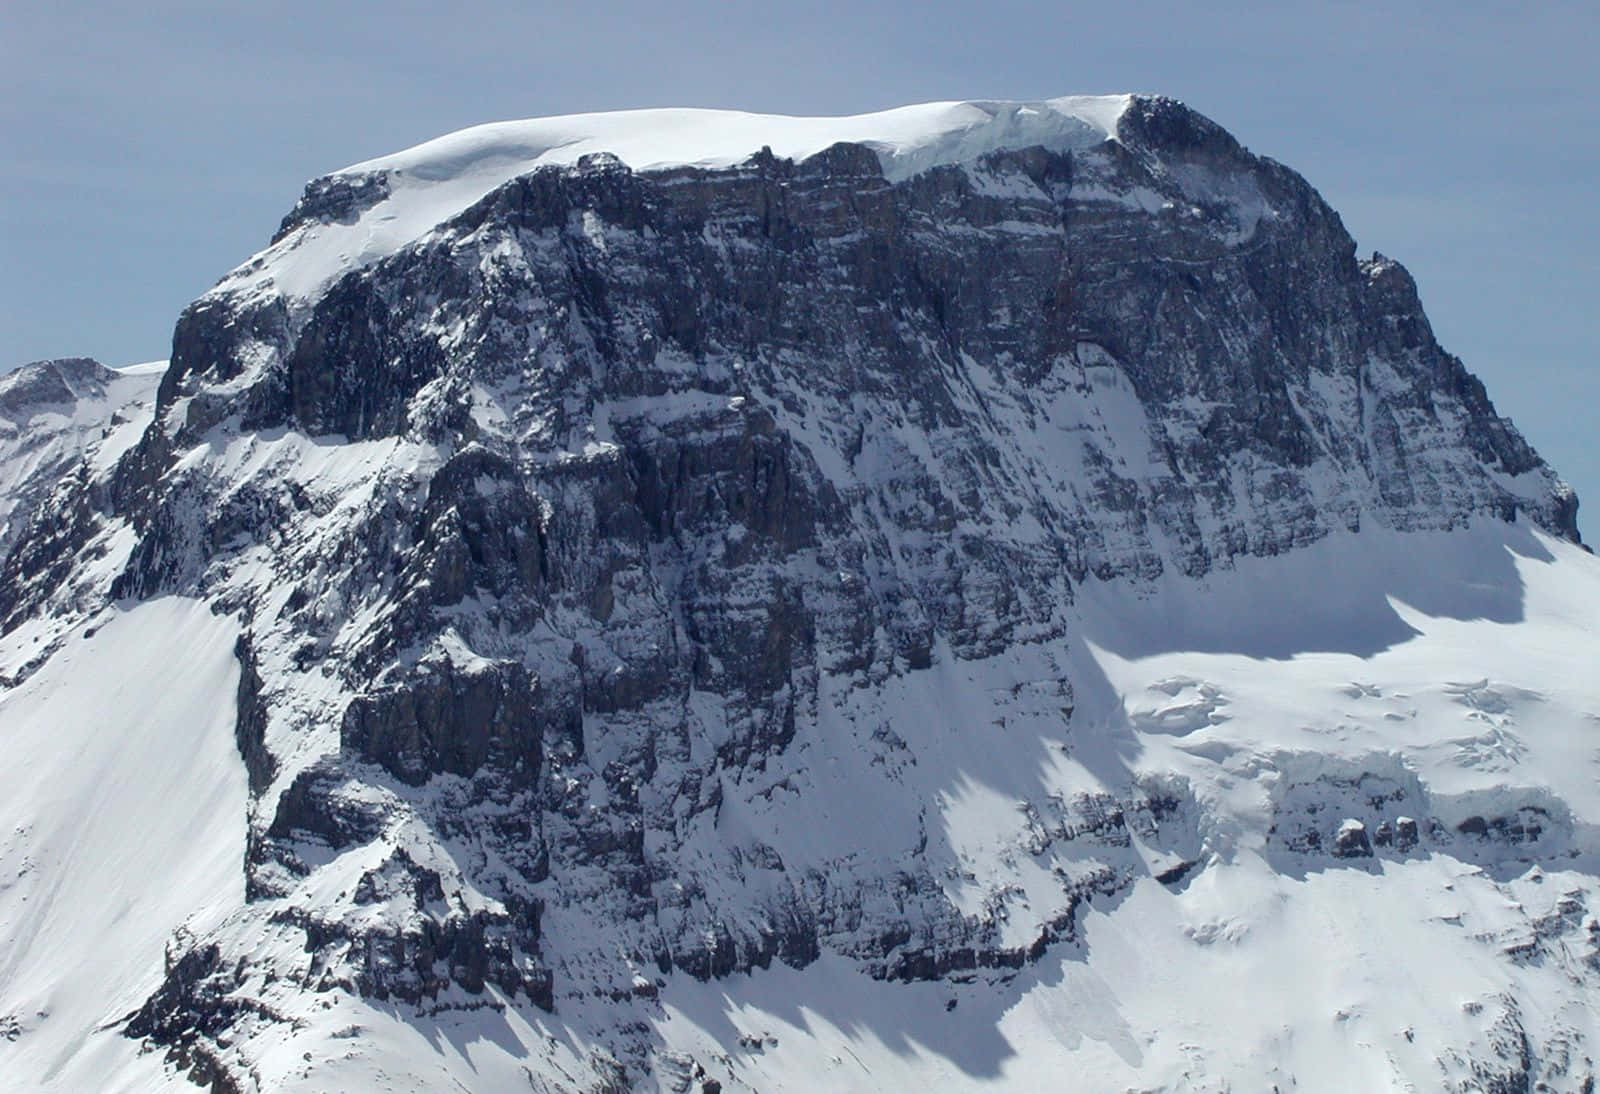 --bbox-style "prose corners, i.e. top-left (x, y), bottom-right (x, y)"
top-left (1, 96), bottom-right (1596, 1092)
